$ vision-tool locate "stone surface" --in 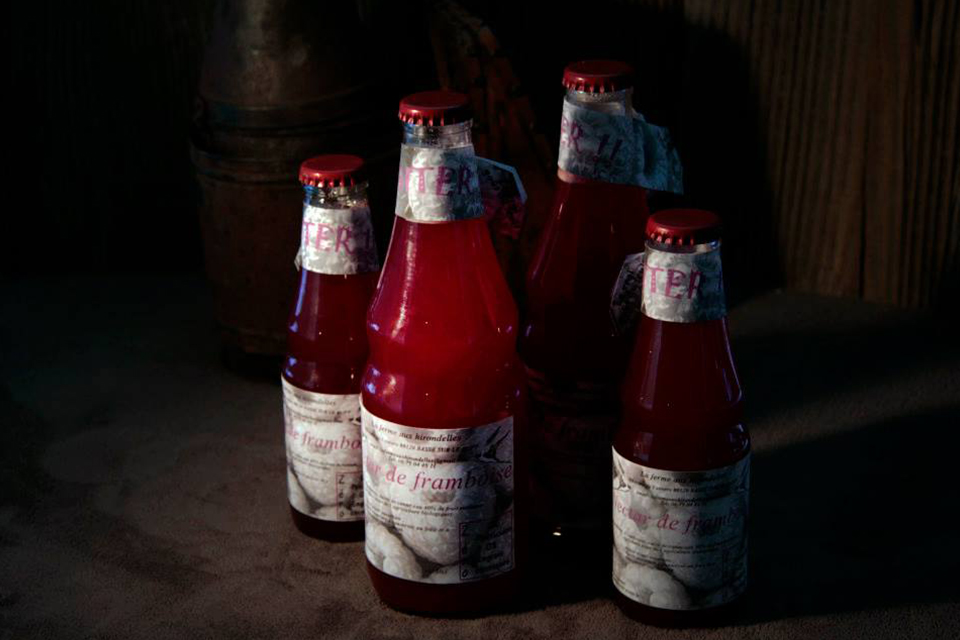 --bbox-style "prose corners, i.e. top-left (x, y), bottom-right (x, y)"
top-left (1, 276), bottom-right (959, 639)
